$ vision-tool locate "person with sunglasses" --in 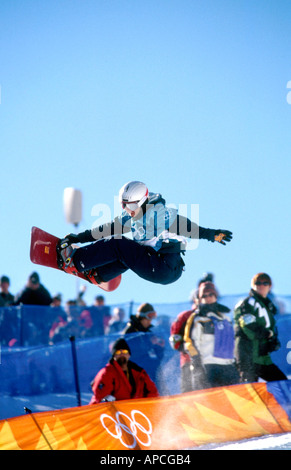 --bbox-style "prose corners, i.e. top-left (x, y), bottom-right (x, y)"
top-left (183, 281), bottom-right (239, 390)
top-left (234, 273), bottom-right (287, 383)
top-left (57, 180), bottom-right (232, 287)
top-left (89, 338), bottom-right (159, 404)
